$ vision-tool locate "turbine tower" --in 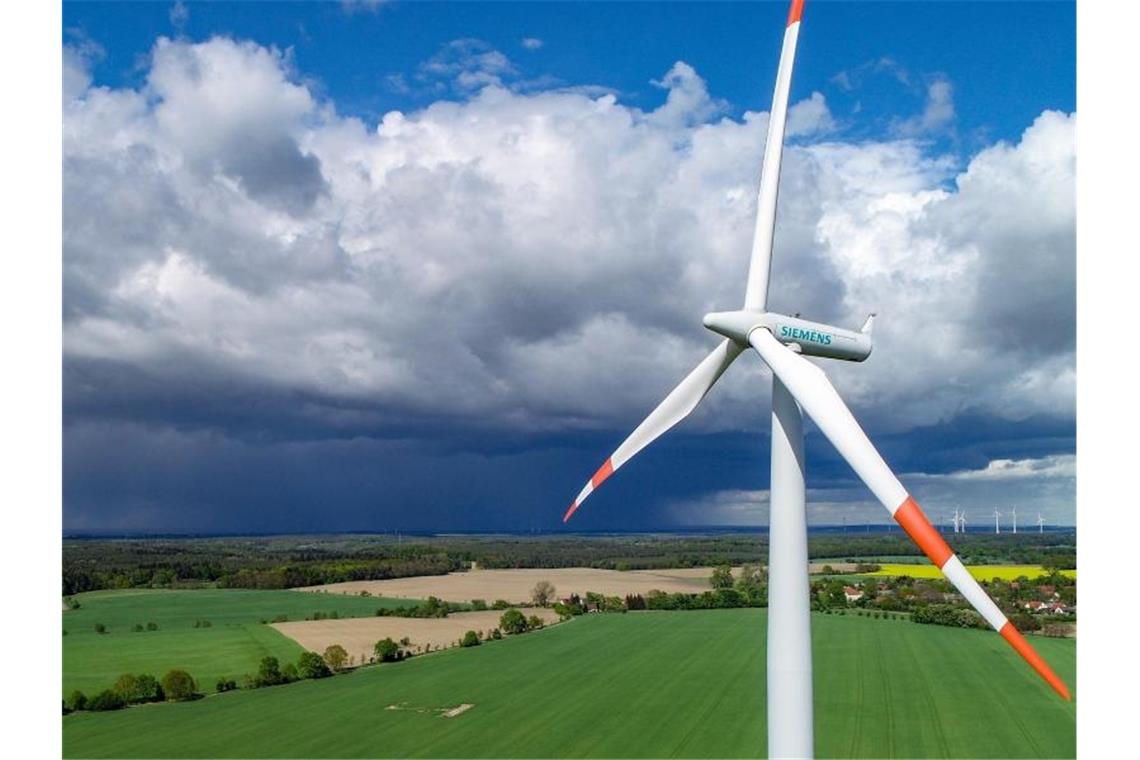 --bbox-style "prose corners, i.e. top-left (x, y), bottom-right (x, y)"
top-left (1038, 513), bottom-right (1046, 533)
top-left (961, 511), bottom-right (967, 533)
top-left (560, 1), bottom-right (1069, 755)
top-left (994, 509), bottom-right (1003, 535)
top-left (1012, 506), bottom-right (1018, 534)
